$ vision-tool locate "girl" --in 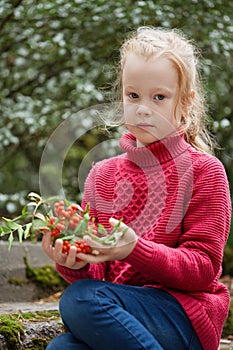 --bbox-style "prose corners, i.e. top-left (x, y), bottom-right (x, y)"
top-left (42, 27), bottom-right (232, 350)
